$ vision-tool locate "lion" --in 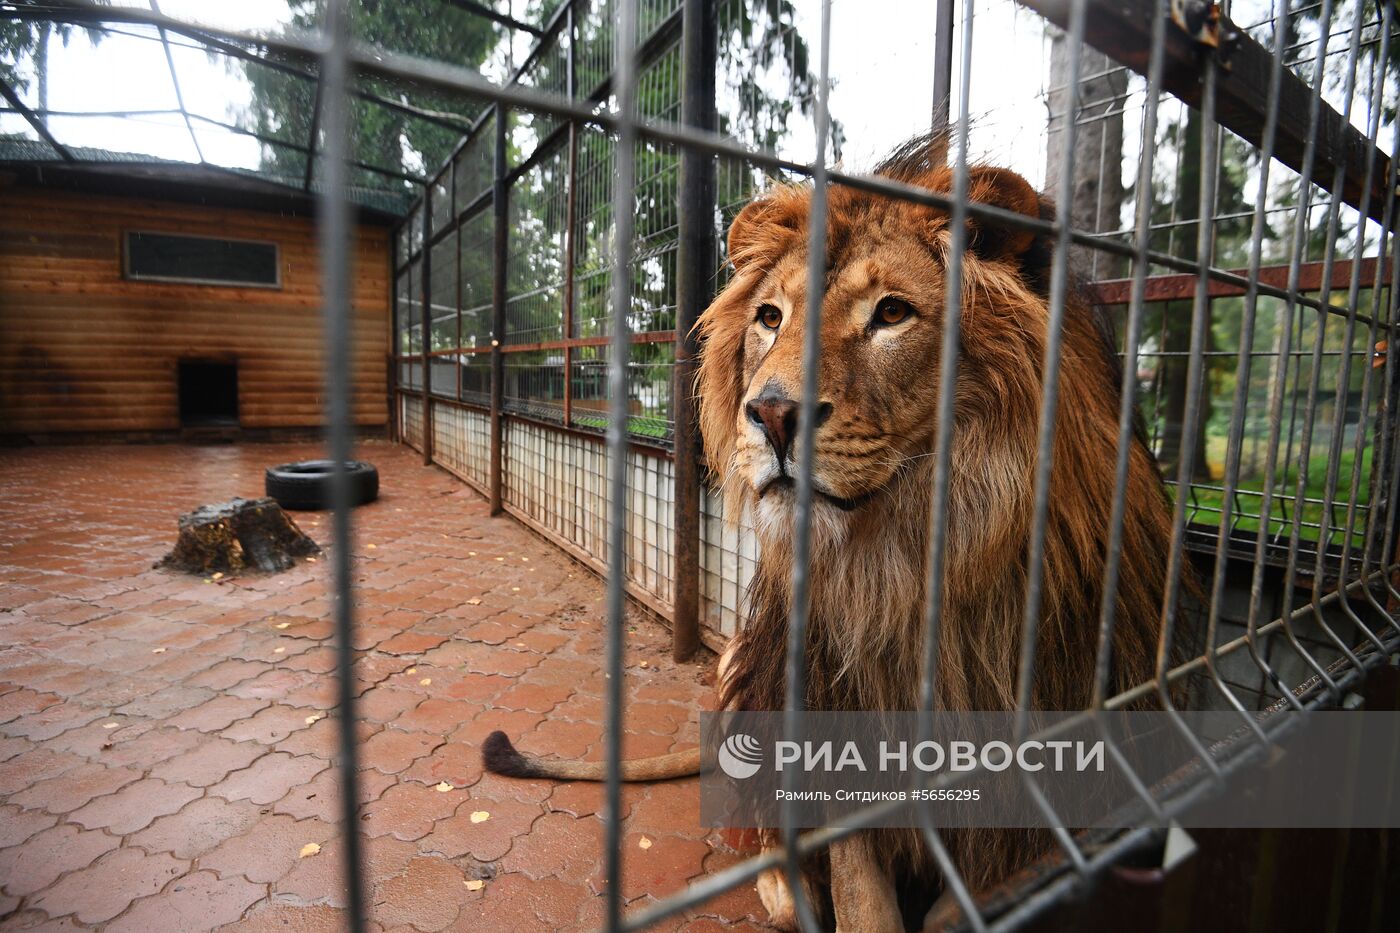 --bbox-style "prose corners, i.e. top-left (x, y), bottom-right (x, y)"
top-left (482, 133), bottom-right (1177, 931)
